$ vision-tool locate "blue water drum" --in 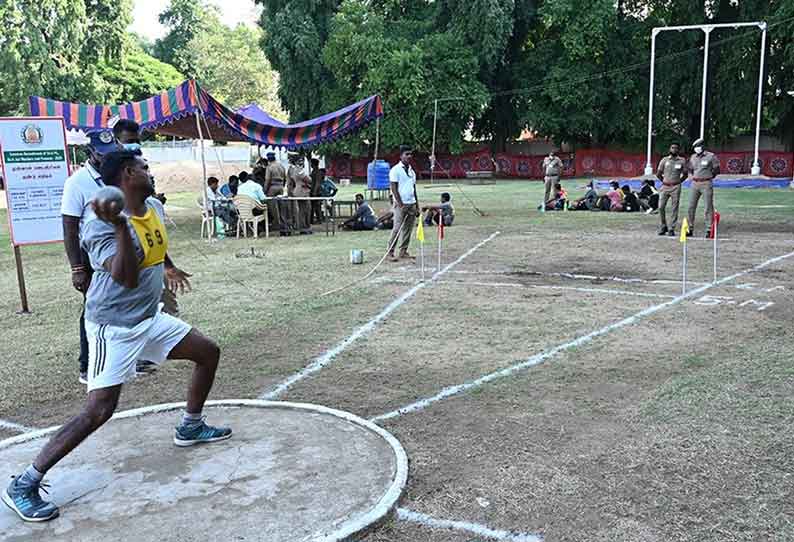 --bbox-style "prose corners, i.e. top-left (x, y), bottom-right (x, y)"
top-left (367, 160), bottom-right (391, 190)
